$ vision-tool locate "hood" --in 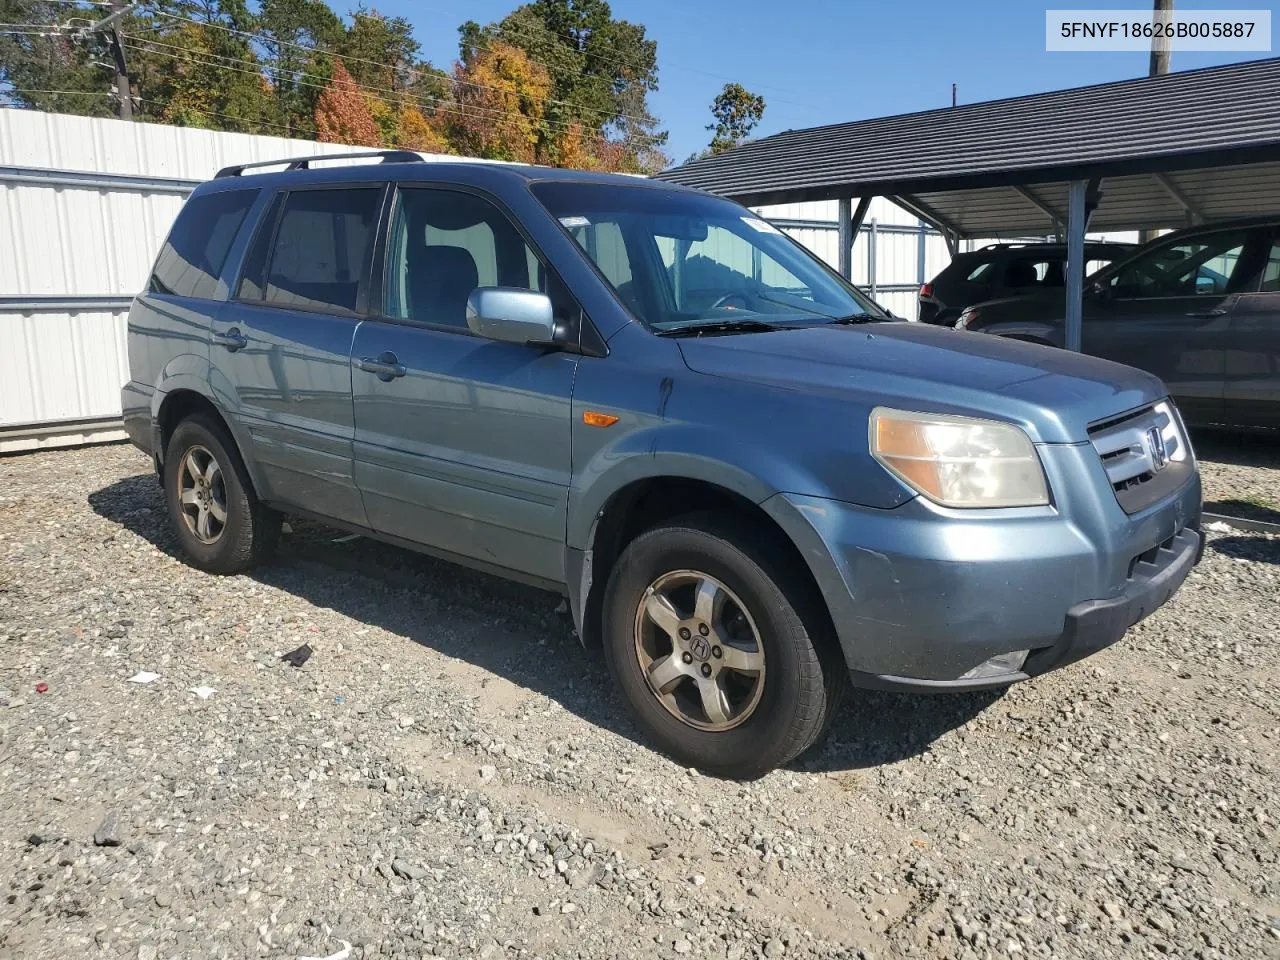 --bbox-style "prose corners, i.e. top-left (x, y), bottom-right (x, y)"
top-left (677, 321), bottom-right (1165, 444)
